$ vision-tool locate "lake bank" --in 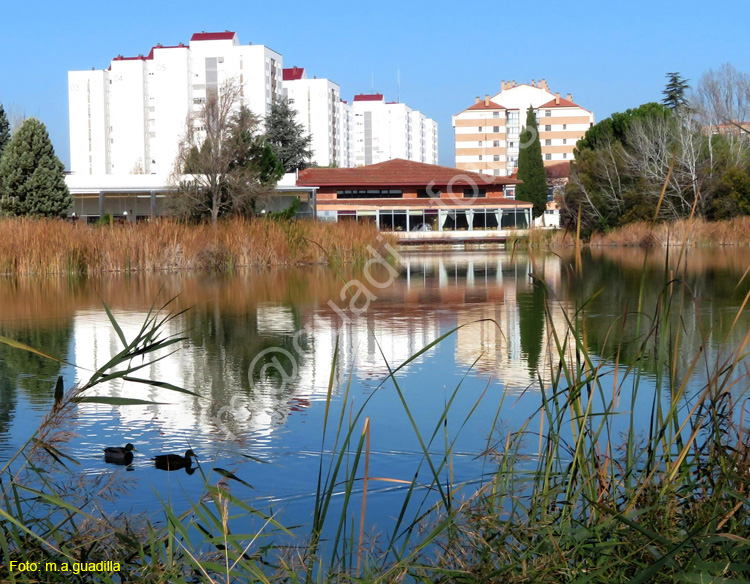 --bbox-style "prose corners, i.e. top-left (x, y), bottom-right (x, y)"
top-left (542, 217), bottom-right (750, 247)
top-left (0, 217), bottom-right (393, 275)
